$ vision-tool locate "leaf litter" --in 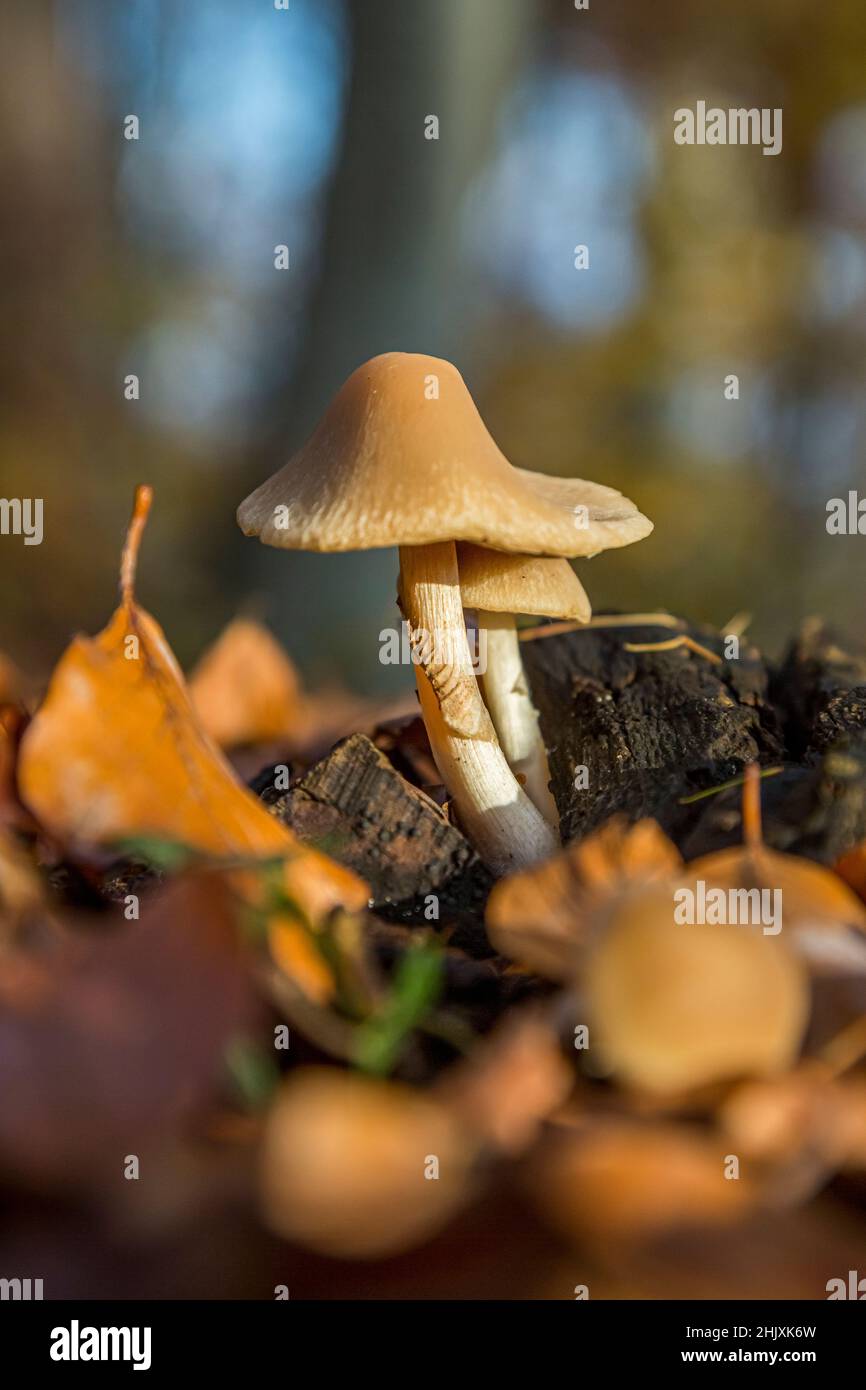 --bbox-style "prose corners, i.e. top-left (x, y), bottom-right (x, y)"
top-left (2, 487), bottom-right (866, 1294)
